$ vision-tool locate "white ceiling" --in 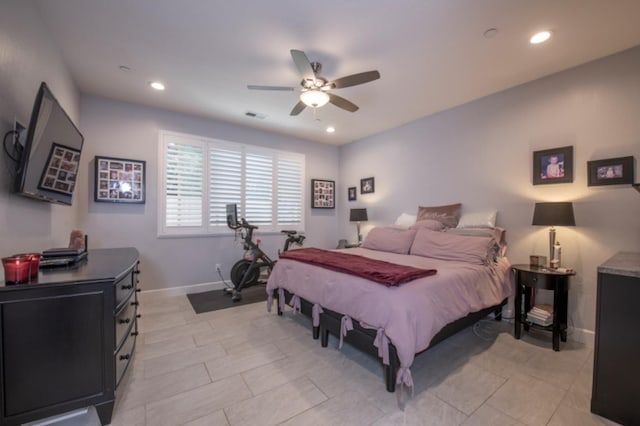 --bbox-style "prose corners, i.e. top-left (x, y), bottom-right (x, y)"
top-left (35, 0), bottom-right (640, 145)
